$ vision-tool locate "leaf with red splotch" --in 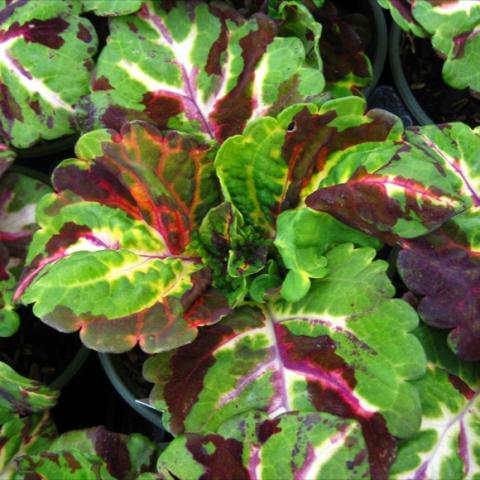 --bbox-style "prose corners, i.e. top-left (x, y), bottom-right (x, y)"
top-left (0, 170), bottom-right (51, 337)
top-left (390, 324), bottom-right (480, 479)
top-left (397, 211), bottom-right (480, 361)
top-left (0, 412), bottom-right (57, 480)
top-left (144, 243), bottom-right (427, 479)
top-left (14, 427), bottom-right (157, 480)
top-left (379, 0), bottom-right (480, 94)
top-left (40, 426), bottom-right (156, 480)
top-left (392, 123), bottom-right (480, 360)
top-left (157, 432), bottom-right (248, 480)
top-left (14, 450), bottom-right (116, 480)
top-left (0, 361), bottom-right (58, 423)
top-left (0, 0), bottom-right (98, 148)
top-left (216, 96), bottom-right (403, 242)
top-left (306, 123), bottom-right (468, 245)
top-left (16, 122), bottom-right (230, 353)
top-left (80, 0), bottom-right (325, 143)
top-left (158, 411), bottom-right (375, 480)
